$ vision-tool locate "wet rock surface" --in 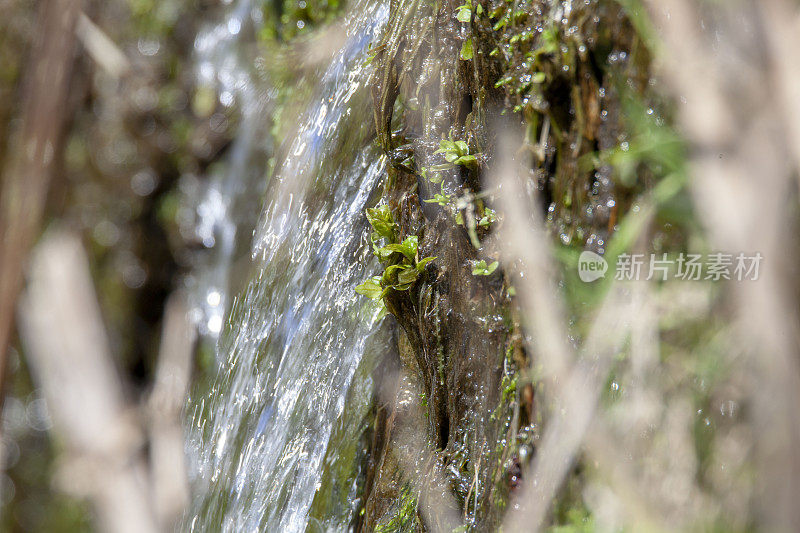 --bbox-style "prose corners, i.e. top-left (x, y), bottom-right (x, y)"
top-left (360, 0), bottom-right (652, 529)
